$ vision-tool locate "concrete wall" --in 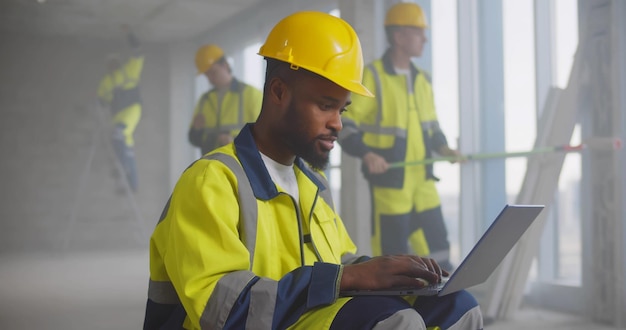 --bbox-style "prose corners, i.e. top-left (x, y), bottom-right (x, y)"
top-left (0, 32), bottom-right (173, 254)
